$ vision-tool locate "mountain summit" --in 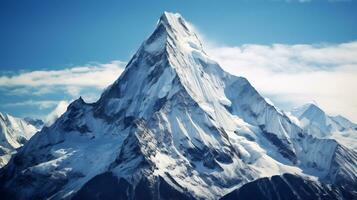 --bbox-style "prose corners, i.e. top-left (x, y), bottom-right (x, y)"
top-left (1, 12), bottom-right (357, 200)
top-left (290, 103), bottom-right (357, 149)
top-left (145, 11), bottom-right (204, 53)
